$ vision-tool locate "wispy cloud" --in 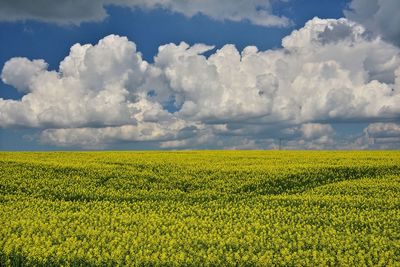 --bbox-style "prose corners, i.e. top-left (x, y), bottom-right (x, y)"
top-left (0, 0), bottom-right (291, 27)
